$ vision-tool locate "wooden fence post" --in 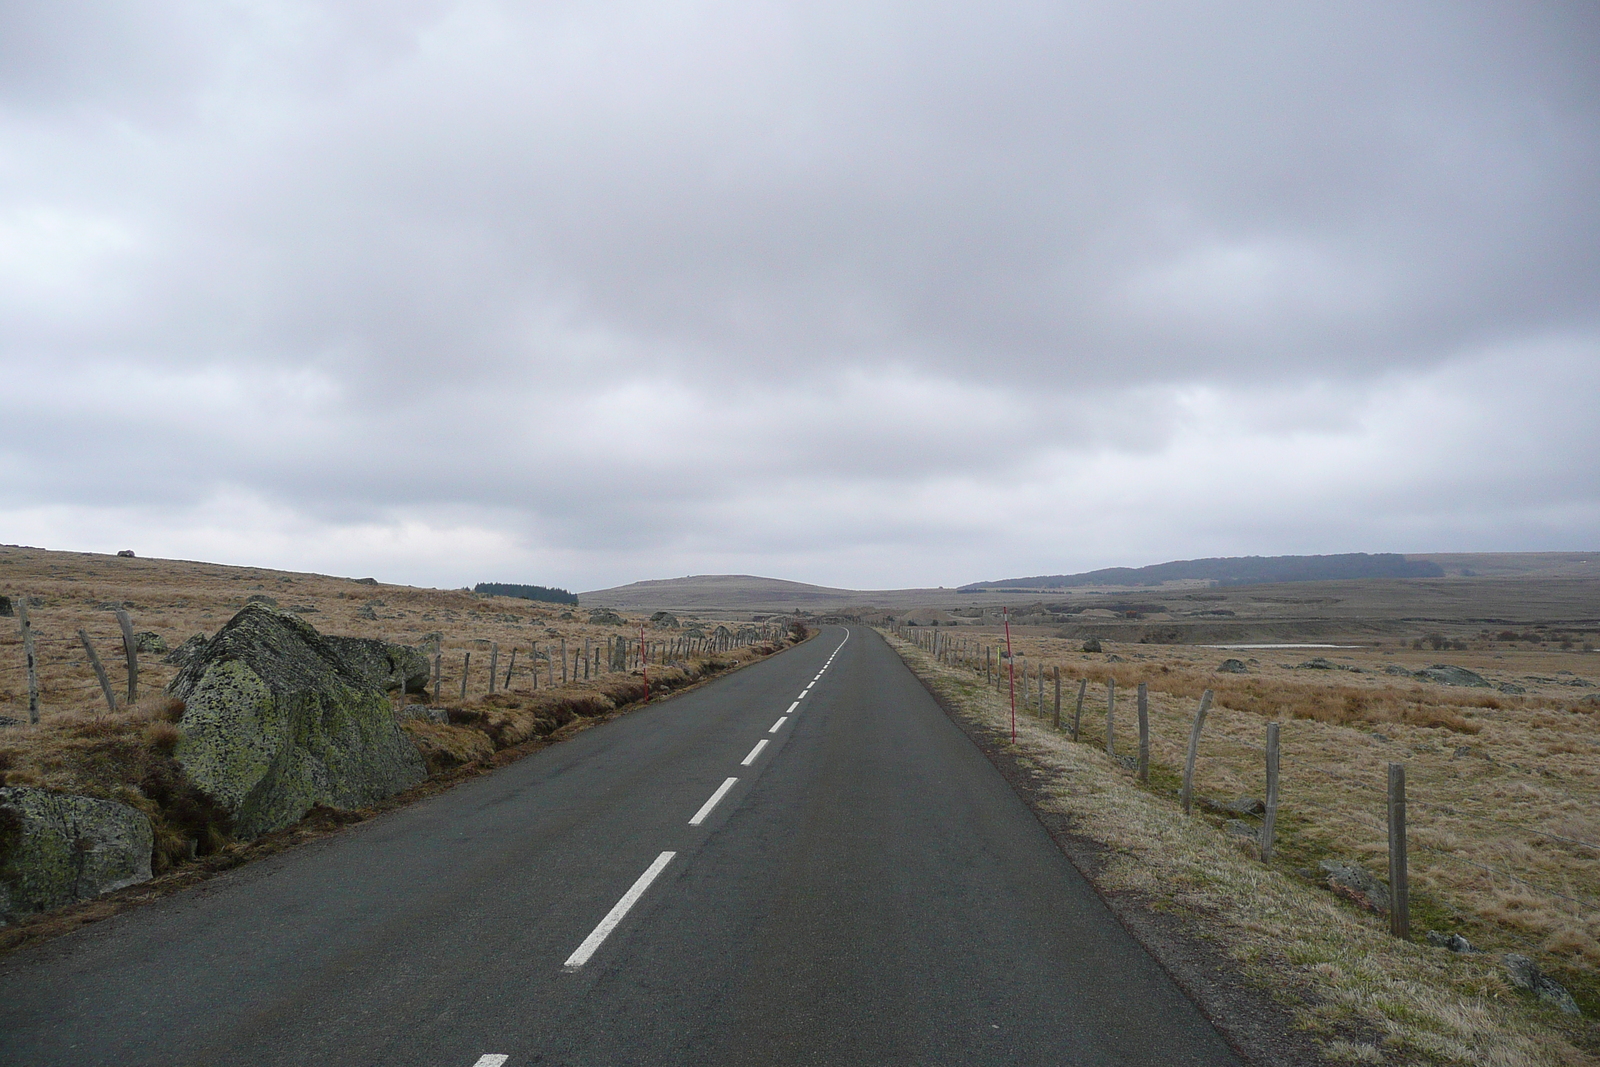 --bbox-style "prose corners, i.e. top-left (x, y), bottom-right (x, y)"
top-left (1180, 690), bottom-right (1213, 815)
top-left (433, 651), bottom-right (442, 698)
top-left (505, 646), bottom-right (517, 689)
top-left (78, 630), bottom-right (117, 715)
top-left (1388, 763), bottom-right (1410, 939)
top-left (1261, 722), bottom-right (1280, 863)
top-left (1105, 678), bottom-right (1116, 756)
top-left (115, 608), bottom-right (138, 705)
top-left (1038, 665), bottom-right (1045, 717)
top-left (560, 638), bottom-right (568, 684)
top-left (1072, 678), bottom-right (1086, 741)
top-left (18, 599), bottom-right (39, 723)
top-left (460, 651), bottom-right (471, 701)
top-left (1053, 667), bottom-right (1062, 730)
top-left (488, 642), bottom-right (499, 695)
top-left (1136, 681), bottom-right (1149, 782)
